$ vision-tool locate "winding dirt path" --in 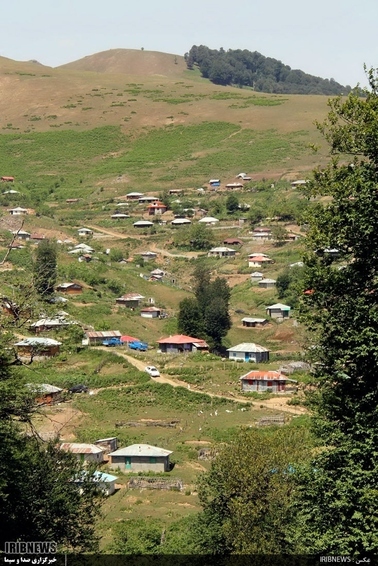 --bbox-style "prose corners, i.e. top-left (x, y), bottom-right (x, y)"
top-left (97, 347), bottom-right (307, 415)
